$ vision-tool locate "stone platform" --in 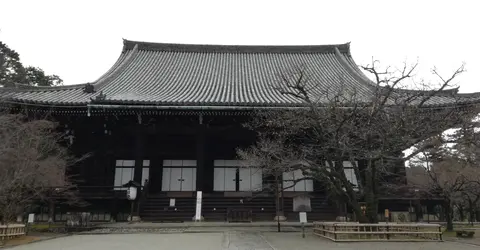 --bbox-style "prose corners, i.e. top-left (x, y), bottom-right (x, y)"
top-left (97, 221), bottom-right (312, 228)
